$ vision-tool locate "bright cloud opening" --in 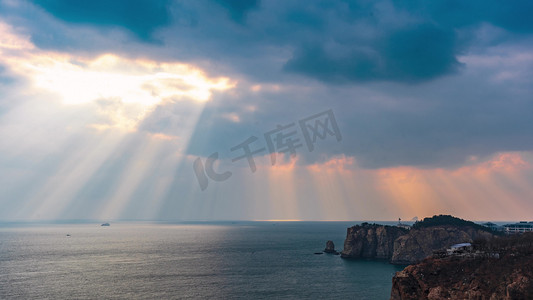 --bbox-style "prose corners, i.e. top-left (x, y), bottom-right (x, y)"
top-left (0, 21), bottom-right (235, 130)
